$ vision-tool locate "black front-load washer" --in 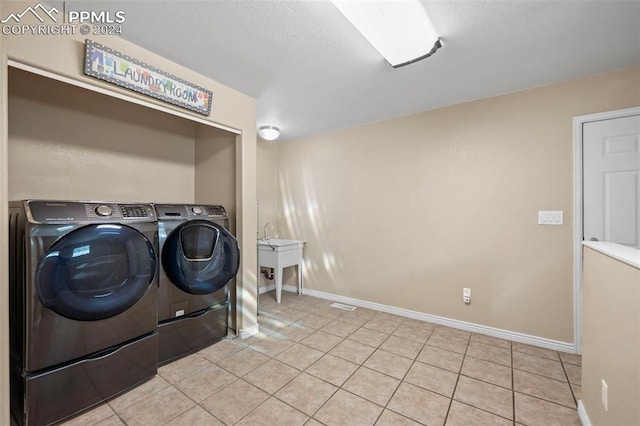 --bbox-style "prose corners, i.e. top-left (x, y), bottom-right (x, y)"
top-left (8, 200), bottom-right (159, 426)
top-left (154, 204), bottom-right (240, 365)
